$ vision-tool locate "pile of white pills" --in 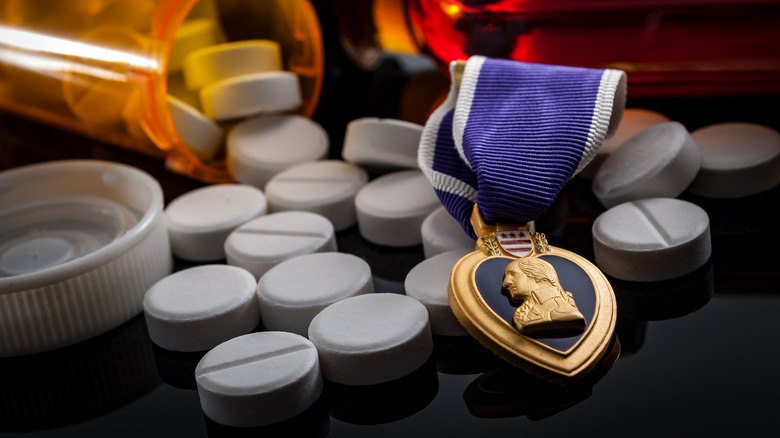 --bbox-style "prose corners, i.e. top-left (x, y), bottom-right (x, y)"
top-left (164, 13), bottom-right (329, 192)
top-left (149, 113), bottom-right (454, 427)
top-left (589, 112), bottom-right (780, 282)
